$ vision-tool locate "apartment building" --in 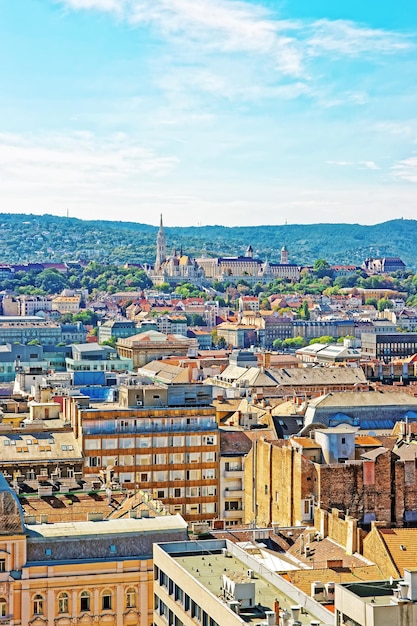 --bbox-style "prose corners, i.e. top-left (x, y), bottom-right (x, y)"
top-left (0, 316), bottom-right (61, 345)
top-left (69, 399), bottom-right (220, 522)
top-left (244, 425), bottom-right (417, 528)
top-left (153, 539), bottom-right (331, 626)
top-left (361, 332), bottom-right (417, 363)
top-left (219, 429), bottom-right (252, 527)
